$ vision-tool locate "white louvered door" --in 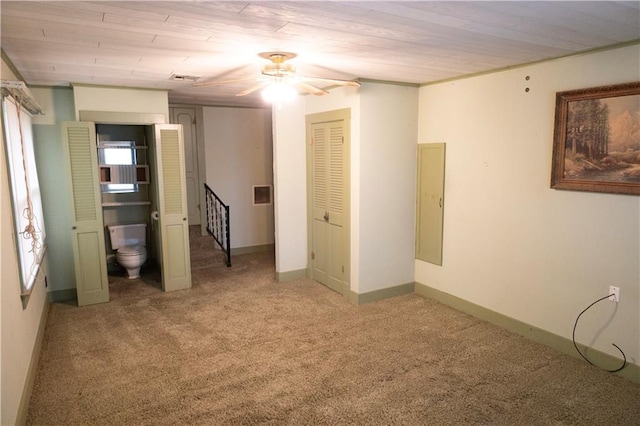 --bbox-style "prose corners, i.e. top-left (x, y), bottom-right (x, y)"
top-left (309, 115), bottom-right (348, 295)
top-left (62, 121), bottom-right (110, 306)
top-left (151, 124), bottom-right (192, 292)
top-left (311, 123), bottom-right (329, 285)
